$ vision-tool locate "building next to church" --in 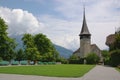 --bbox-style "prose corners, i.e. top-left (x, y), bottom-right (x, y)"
top-left (73, 8), bottom-right (102, 60)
